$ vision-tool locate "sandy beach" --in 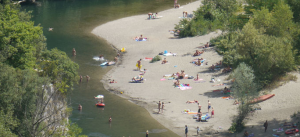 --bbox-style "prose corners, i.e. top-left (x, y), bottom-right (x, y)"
top-left (92, 1), bottom-right (300, 136)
